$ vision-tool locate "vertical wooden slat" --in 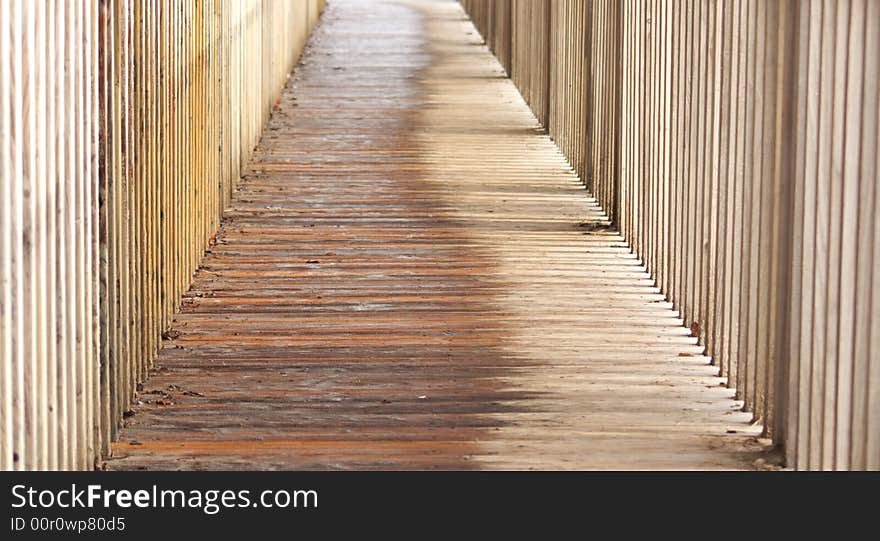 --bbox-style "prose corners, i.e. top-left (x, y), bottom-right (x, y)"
top-left (1, 0), bottom-right (14, 472)
top-left (852, 0), bottom-right (879, 471)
